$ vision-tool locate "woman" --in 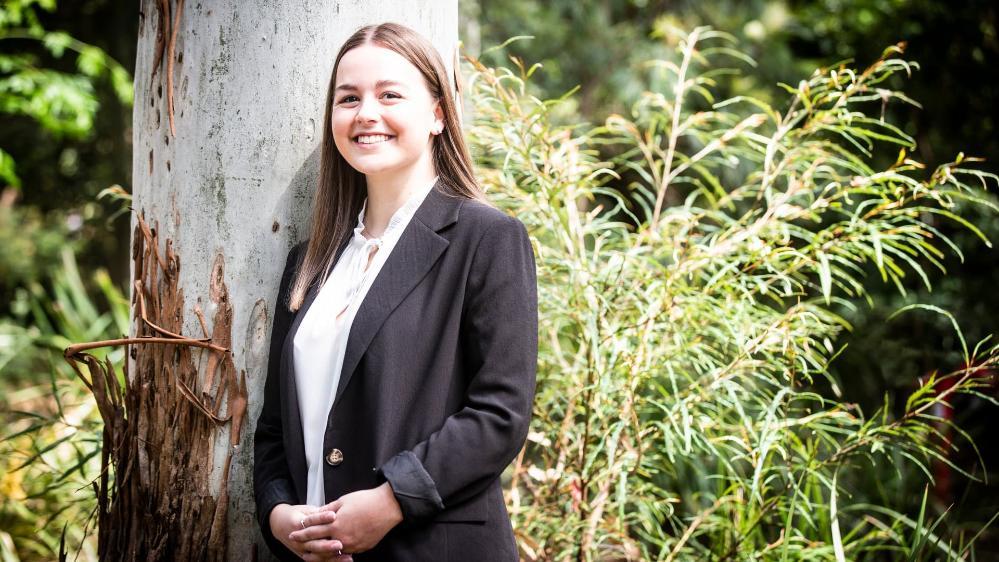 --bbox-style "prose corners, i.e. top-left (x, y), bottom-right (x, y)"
top-left (252, 22), bottom-right (538, 562)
